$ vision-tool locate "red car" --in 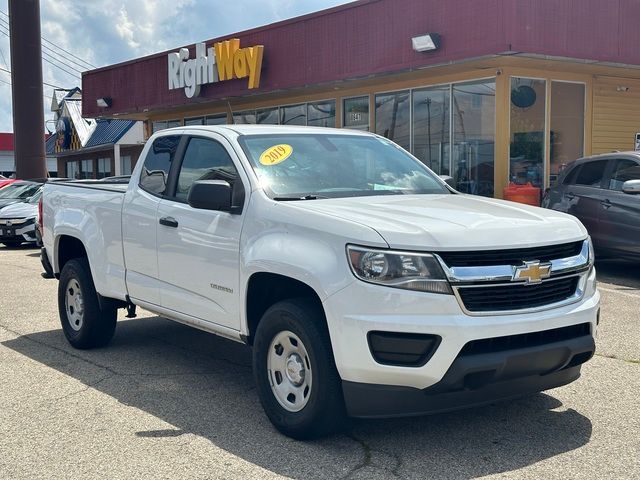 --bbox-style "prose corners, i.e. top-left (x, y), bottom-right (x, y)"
top-left (0, 178), bottom-right (16, 190)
